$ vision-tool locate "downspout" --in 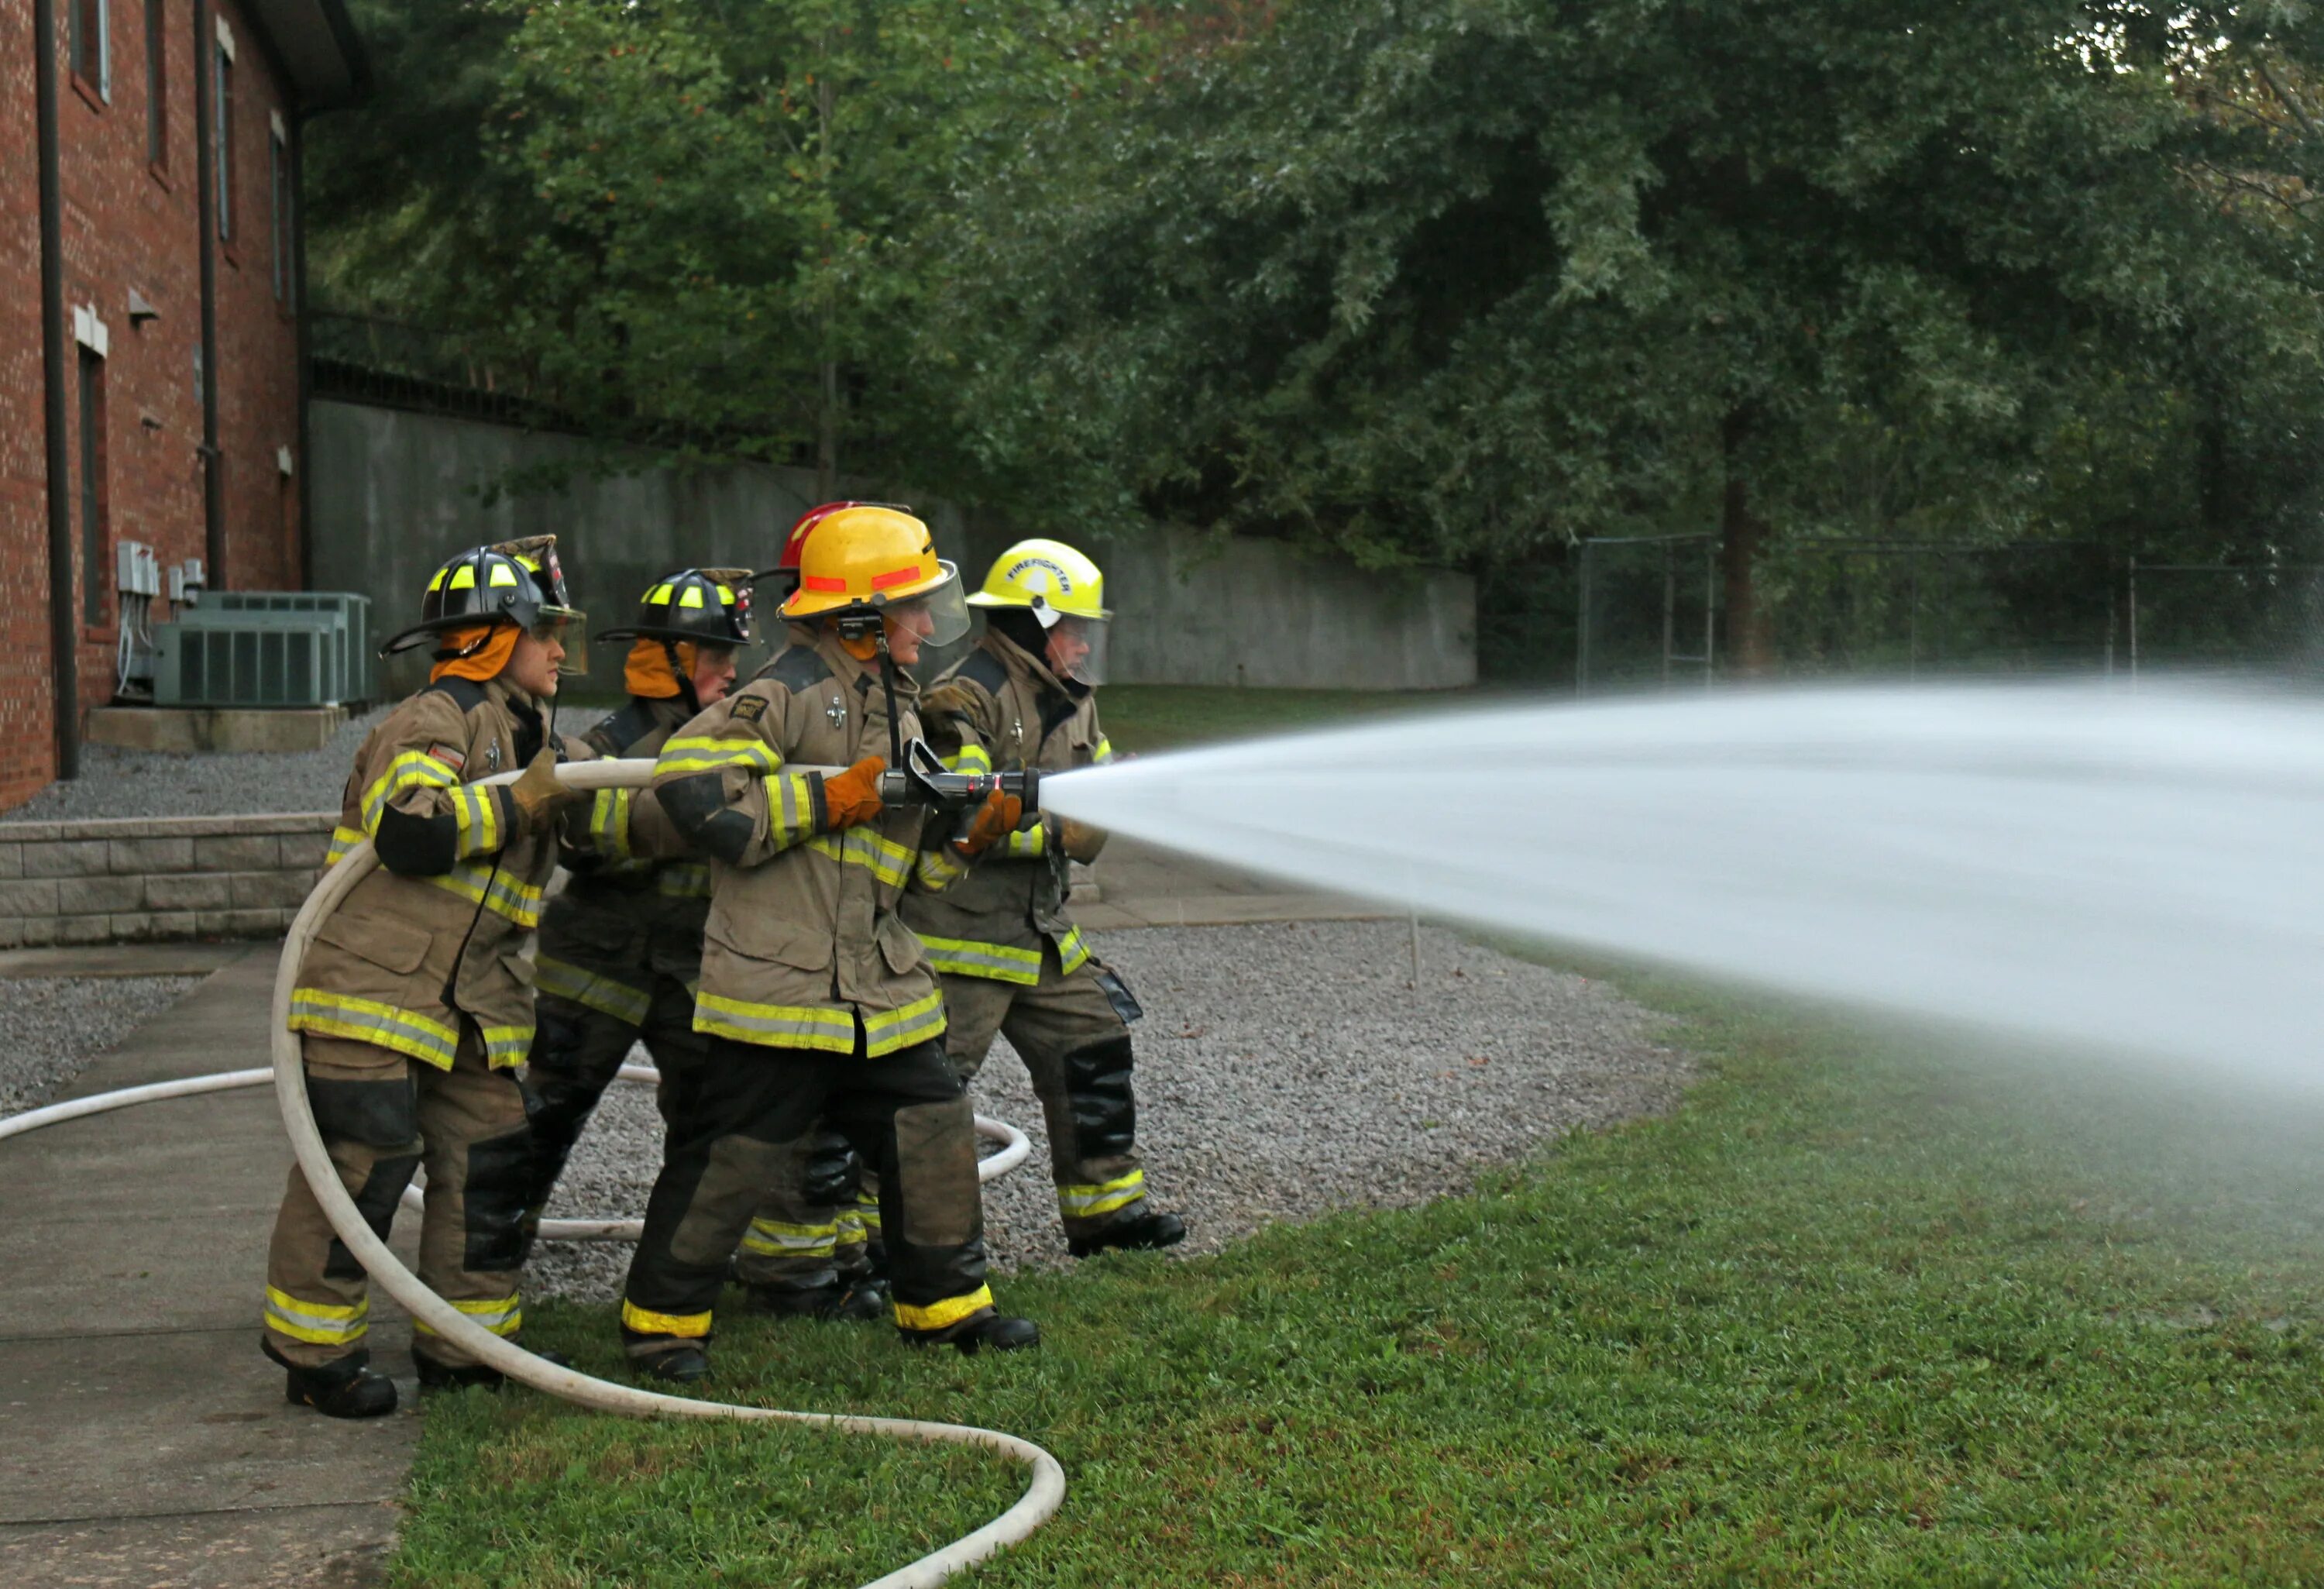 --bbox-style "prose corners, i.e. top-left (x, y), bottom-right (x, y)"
top-left (194, 0), bottom-right (224, 588)
top-left (292, 113), bottom-right (312, 590)
top-left (34, 0), bottom-right (80, 779)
